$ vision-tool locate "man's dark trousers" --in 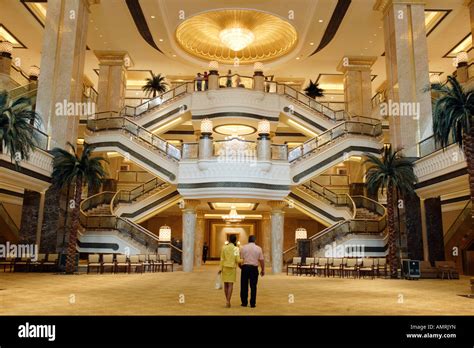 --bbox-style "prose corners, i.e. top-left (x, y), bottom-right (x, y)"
top-left (240, 264), bottom-right (259, 306)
